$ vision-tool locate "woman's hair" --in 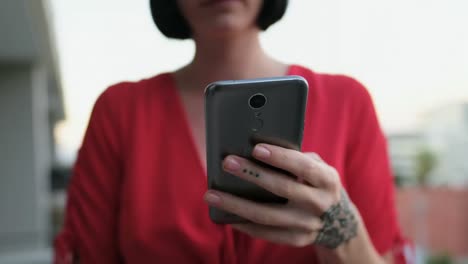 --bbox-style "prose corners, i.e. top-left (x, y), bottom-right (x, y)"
top-left (150, 0), bottom-right (289, 39)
